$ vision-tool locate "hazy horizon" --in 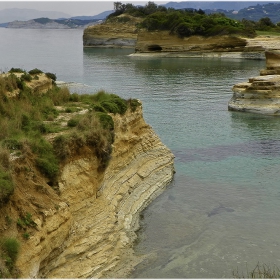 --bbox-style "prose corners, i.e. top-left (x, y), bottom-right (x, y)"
top-left (0, 1), bottom-right (169, 17)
